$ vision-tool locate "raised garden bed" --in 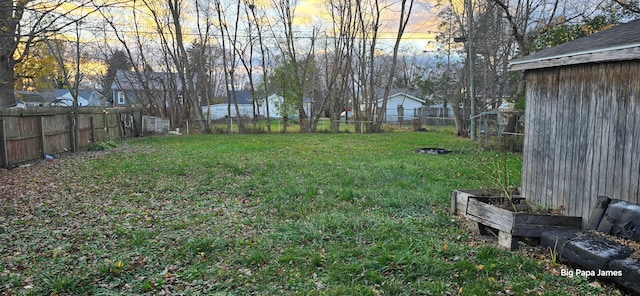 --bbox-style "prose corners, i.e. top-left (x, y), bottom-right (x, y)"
top-left (451, 189), bottom-right (582, 250)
